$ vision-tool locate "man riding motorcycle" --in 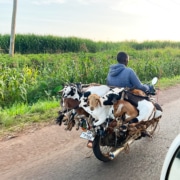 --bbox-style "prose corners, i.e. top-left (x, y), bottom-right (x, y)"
top-left (107, 51), bottom-right (154, 94)
top-left (106, 51), bottom-right (157, 136)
